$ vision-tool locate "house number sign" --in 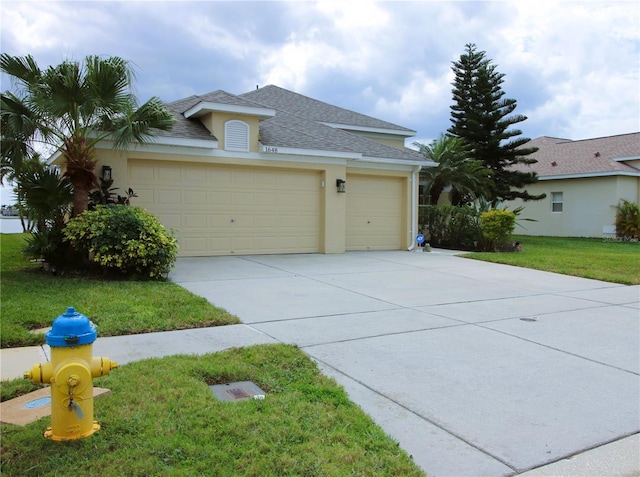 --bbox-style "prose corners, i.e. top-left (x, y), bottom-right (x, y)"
top-left (264, 146), bottom-right (279, 153)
